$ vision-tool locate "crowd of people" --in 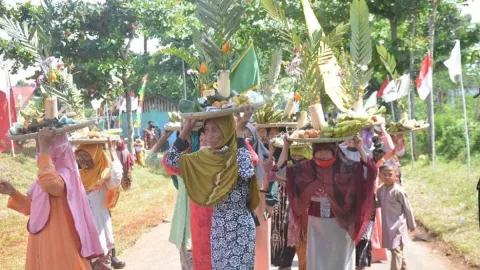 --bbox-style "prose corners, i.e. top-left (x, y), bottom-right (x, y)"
top-left (0, 105), bottom-right (416, 270)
